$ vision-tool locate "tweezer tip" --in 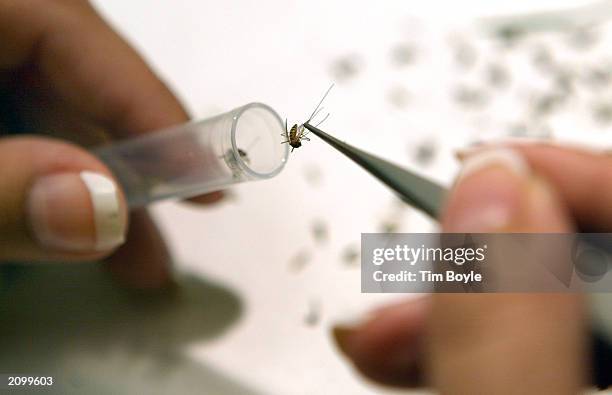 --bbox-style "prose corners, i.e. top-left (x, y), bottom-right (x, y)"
top-left (303, 122), bottom-right (319, 133)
